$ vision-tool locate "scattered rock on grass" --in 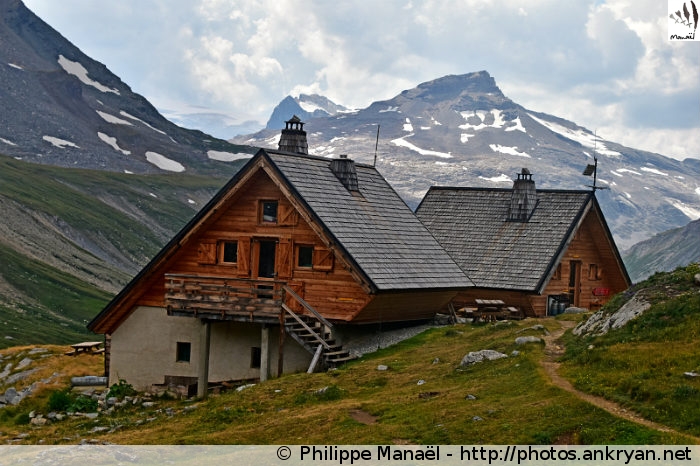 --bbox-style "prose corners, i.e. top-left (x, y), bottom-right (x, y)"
top-left (460, 350), bottom-right (507, 366)
top-left (515, 336), bottom-right (542, 345)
